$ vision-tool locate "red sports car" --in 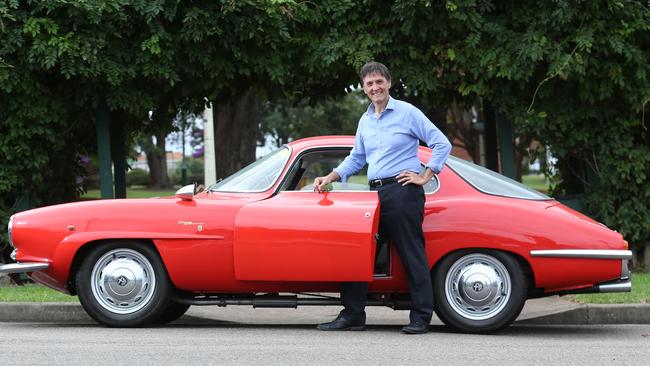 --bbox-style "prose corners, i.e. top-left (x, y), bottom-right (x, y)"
top-left (1, 136), bottom-right (631, 333)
